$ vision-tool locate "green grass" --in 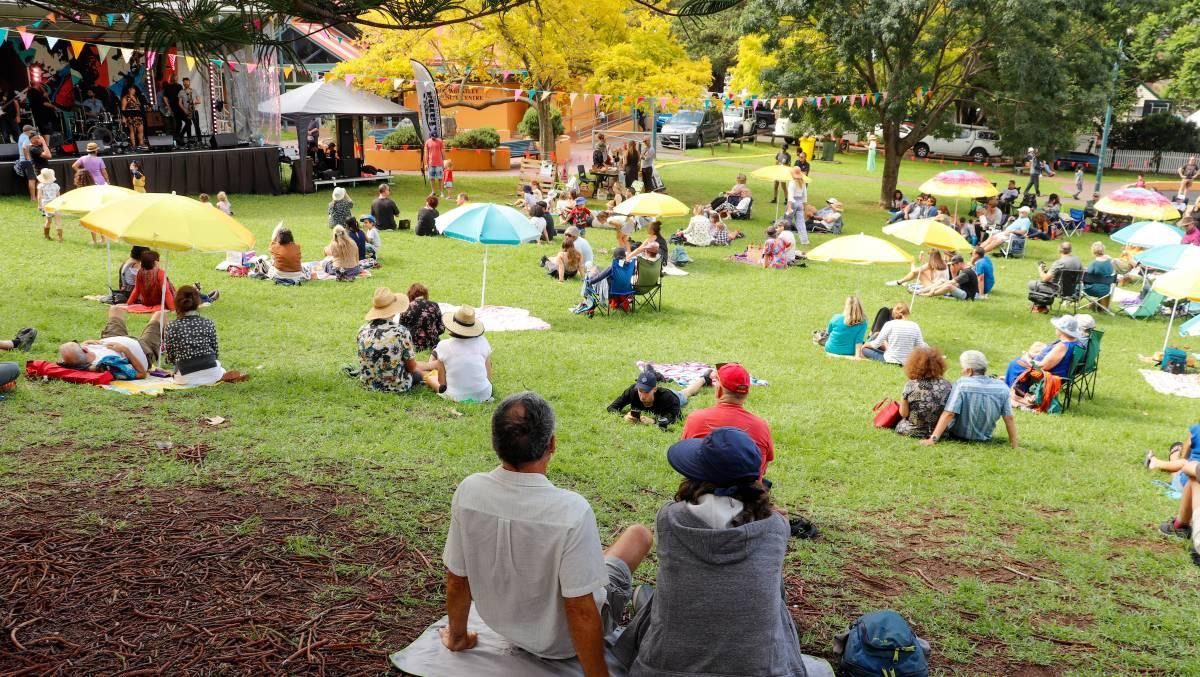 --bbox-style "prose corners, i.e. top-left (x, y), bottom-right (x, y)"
top-left (1, 143), bottom-right (1196, 673)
